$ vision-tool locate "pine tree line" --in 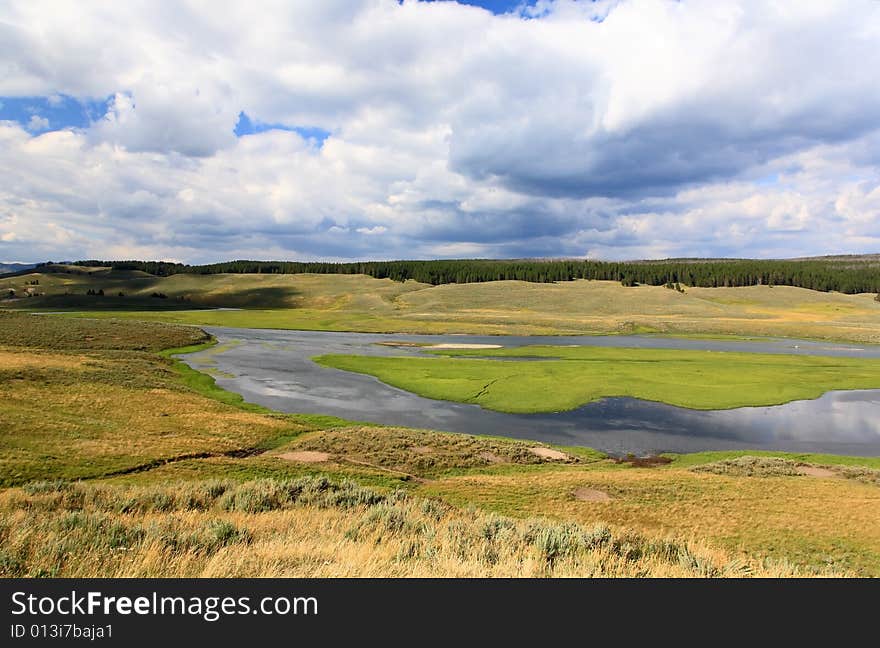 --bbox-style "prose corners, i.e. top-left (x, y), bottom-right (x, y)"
top-left (59, 257), bottom-right (880, 294)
